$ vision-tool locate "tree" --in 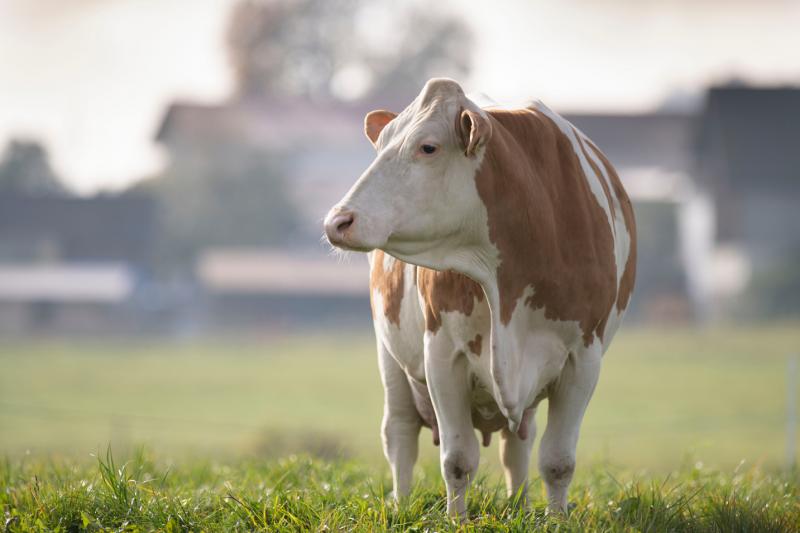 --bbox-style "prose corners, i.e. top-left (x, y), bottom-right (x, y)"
top-left (0, 139), bottom-right (69, 196)
top-left (227, 0), bottom-right (473, 104)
